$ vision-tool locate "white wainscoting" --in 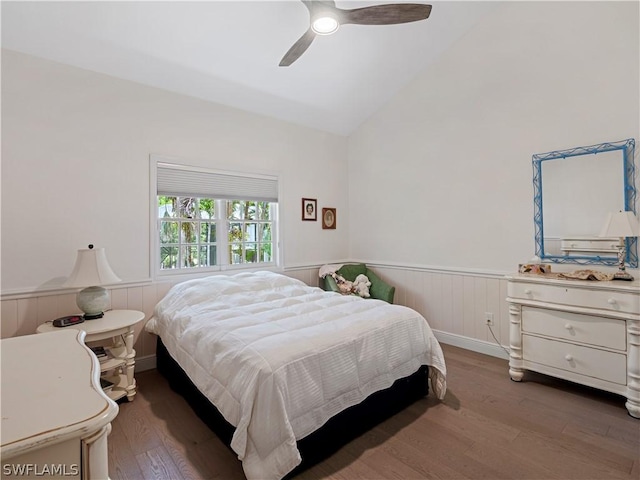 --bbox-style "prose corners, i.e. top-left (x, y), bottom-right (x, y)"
top-left (0, 281), bottom-right (177, 367)
top-left (369, 264), bottom-right (510, 359)
top-left (0, 264), bottom-right (510, 371)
